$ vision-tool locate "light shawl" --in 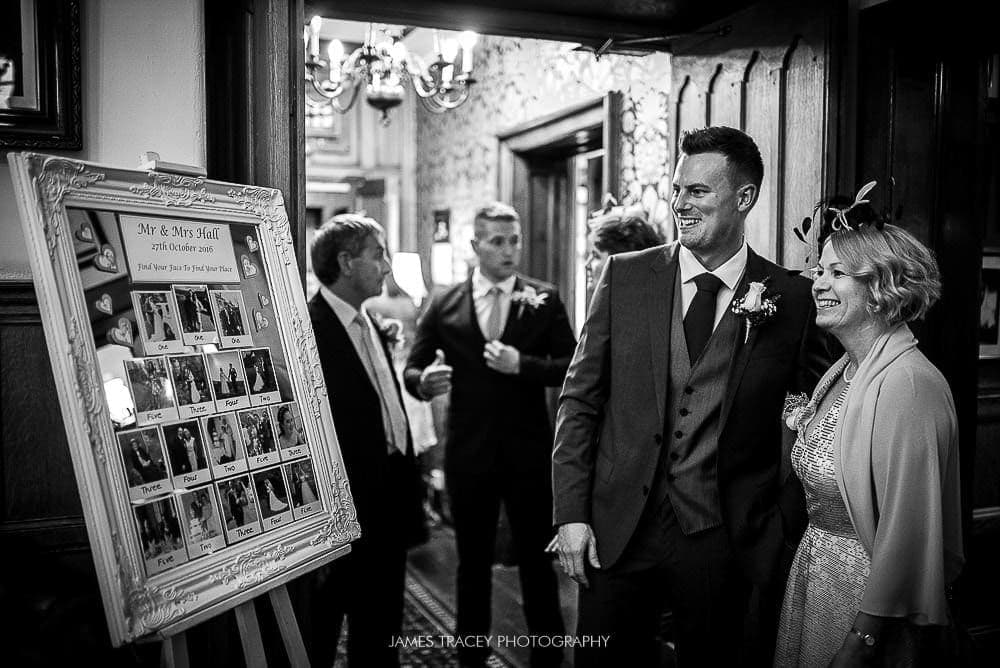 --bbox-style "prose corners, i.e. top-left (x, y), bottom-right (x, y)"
top-left (821, 324), bottom-right (964, 626)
